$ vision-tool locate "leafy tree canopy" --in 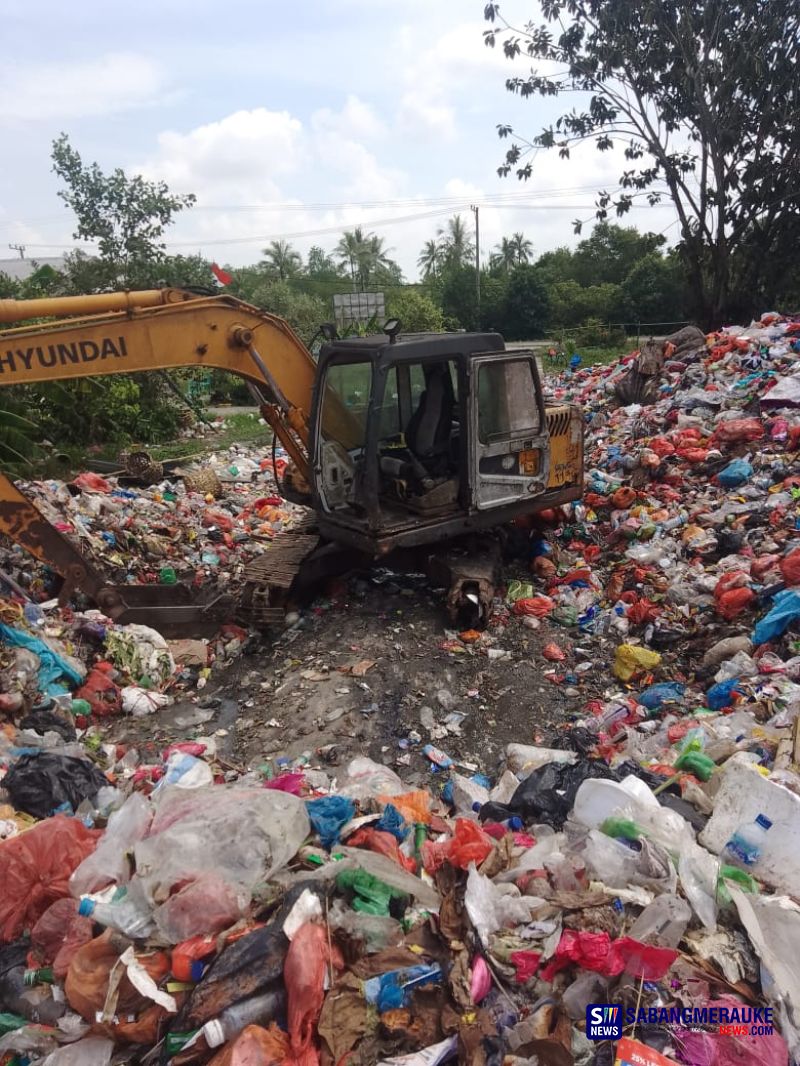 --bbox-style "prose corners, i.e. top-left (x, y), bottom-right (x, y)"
top-left (484, 0), bottom-right (800, 324)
